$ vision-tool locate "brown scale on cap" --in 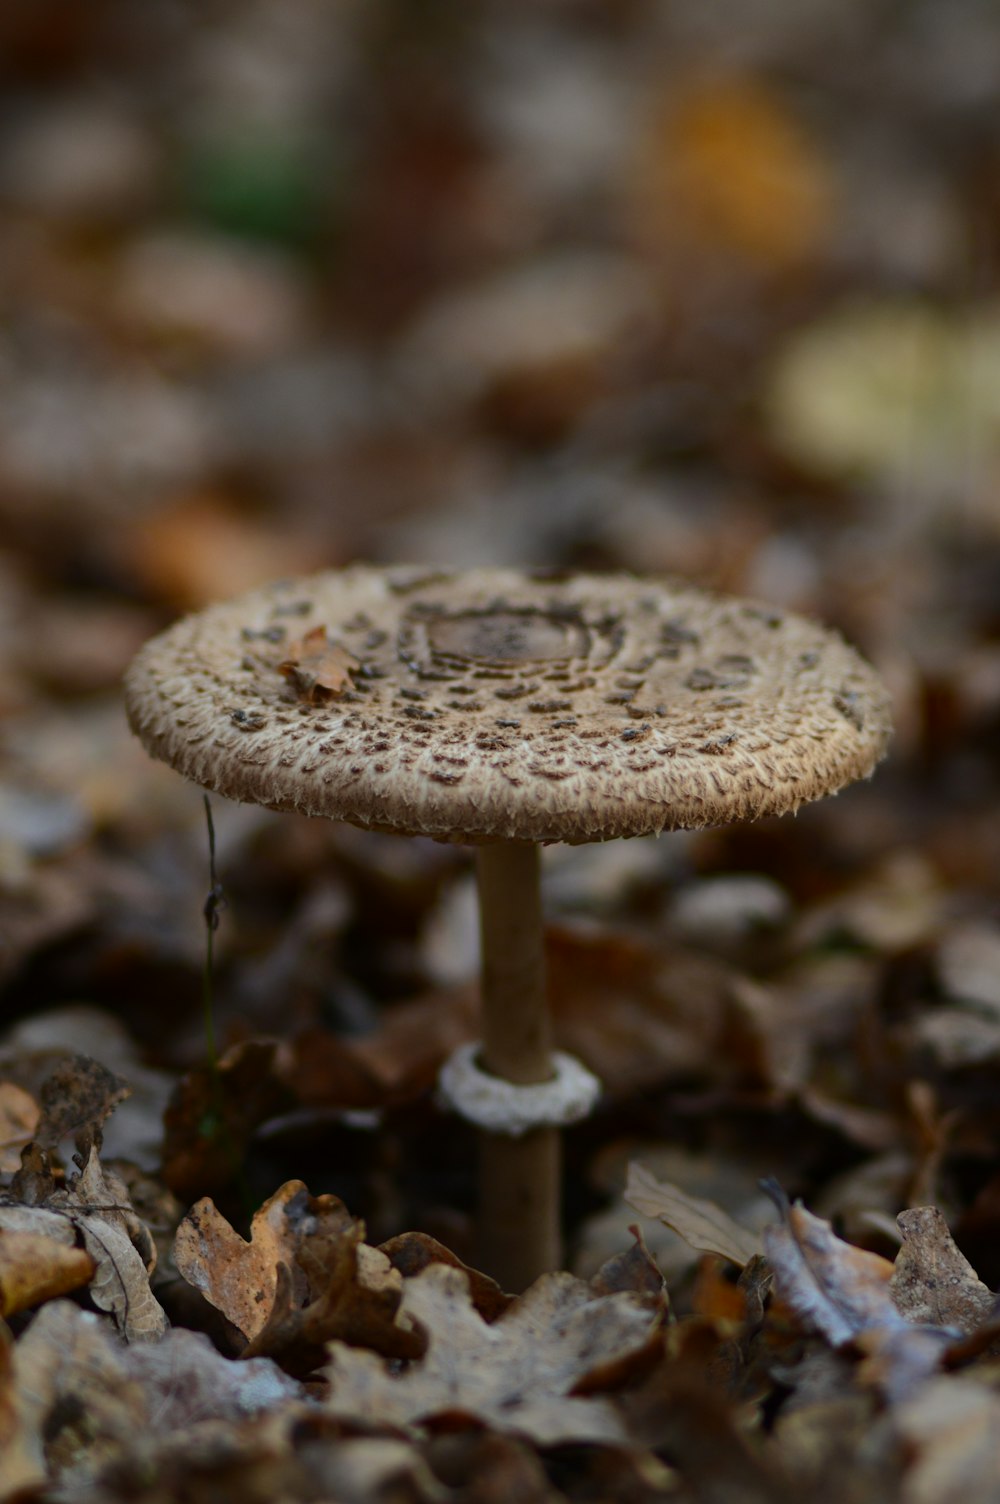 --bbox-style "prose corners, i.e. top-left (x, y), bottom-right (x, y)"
top-left (124, 565), bottom-right (892, 844)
